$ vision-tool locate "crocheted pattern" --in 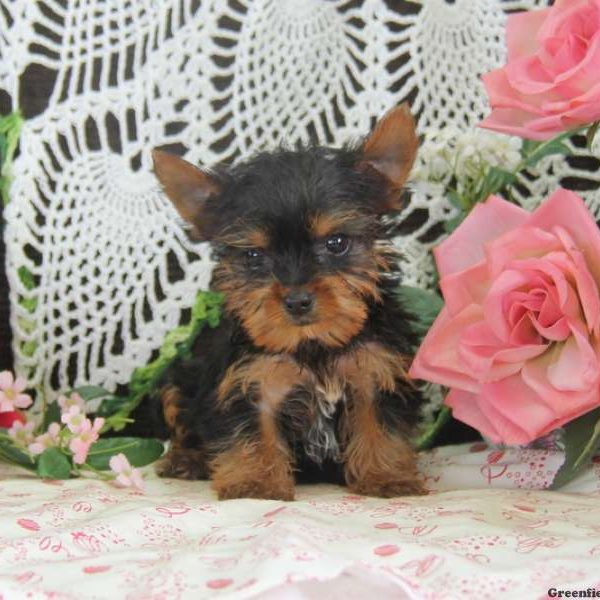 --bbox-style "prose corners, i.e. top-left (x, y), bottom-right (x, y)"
top-left (2, 0), bottom-right (597, 398)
